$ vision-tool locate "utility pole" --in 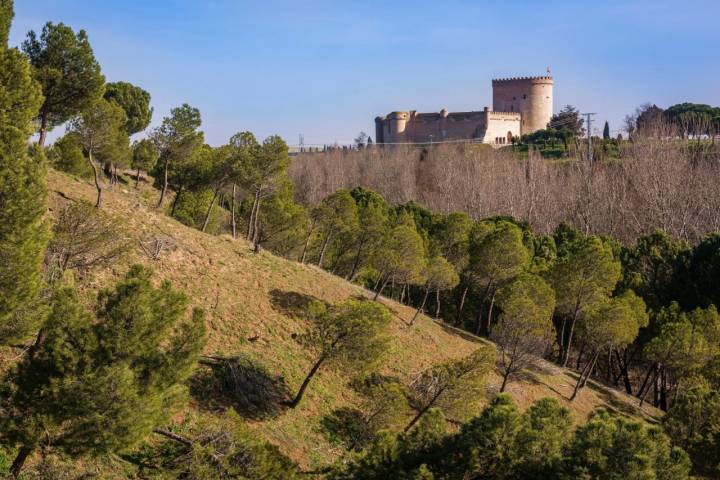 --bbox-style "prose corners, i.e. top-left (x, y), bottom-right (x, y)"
top-left (583, 113), bottom-right (596, 162)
